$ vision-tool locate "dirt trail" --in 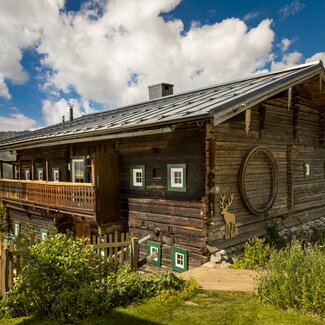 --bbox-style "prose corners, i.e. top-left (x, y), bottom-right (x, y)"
top-left (180, 265), bottom-right (259, 293)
